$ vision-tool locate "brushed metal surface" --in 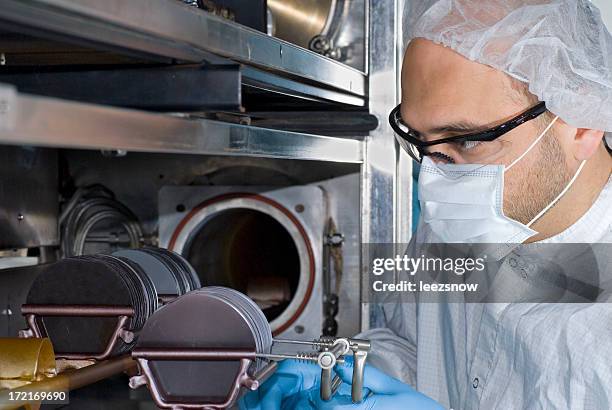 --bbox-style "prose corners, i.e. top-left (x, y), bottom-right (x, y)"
top-left (316, 173), bottom-right (361, 337)
top-left (0, 84), bottom-right (363, 163)
top-left (0, 146), bottom-right (58, 249)
top-left (0, 0), bottom-right (365, 97)
top-left (360, 0), bottom-right (405, 331)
